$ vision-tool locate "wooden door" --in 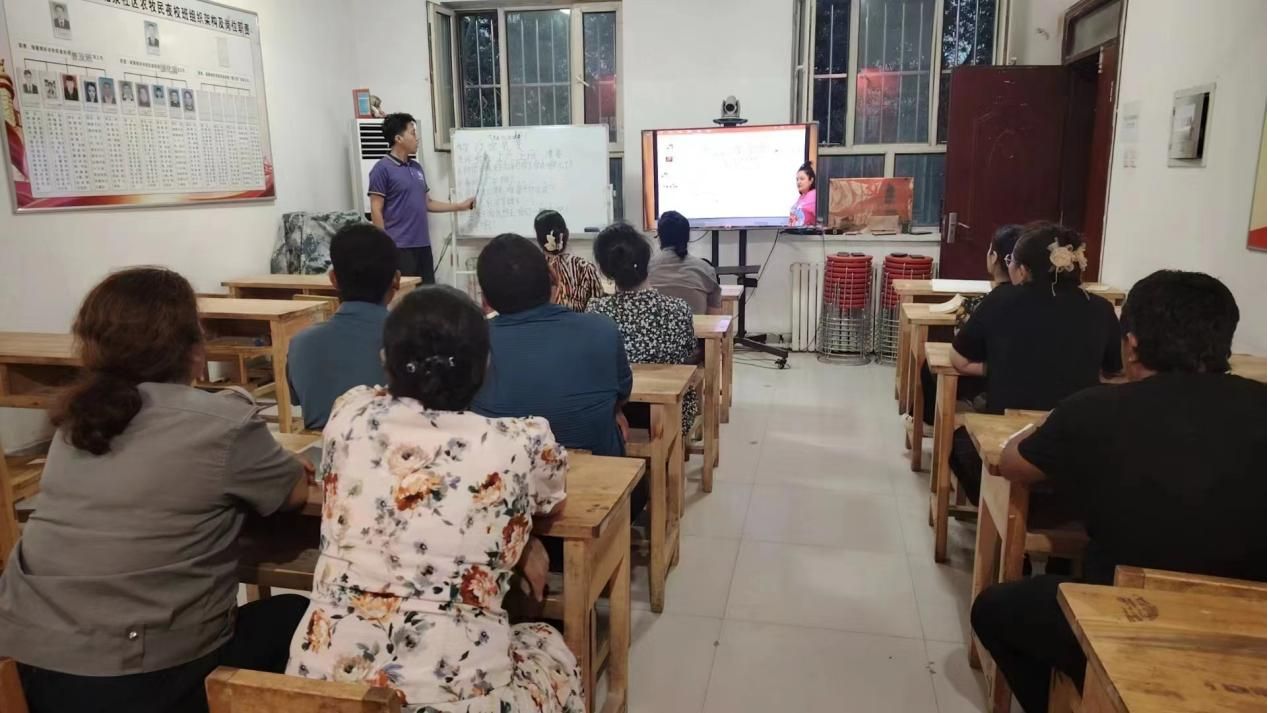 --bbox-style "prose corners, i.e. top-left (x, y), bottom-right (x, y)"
top-left (940, 66), bottom-right (1069, 279)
